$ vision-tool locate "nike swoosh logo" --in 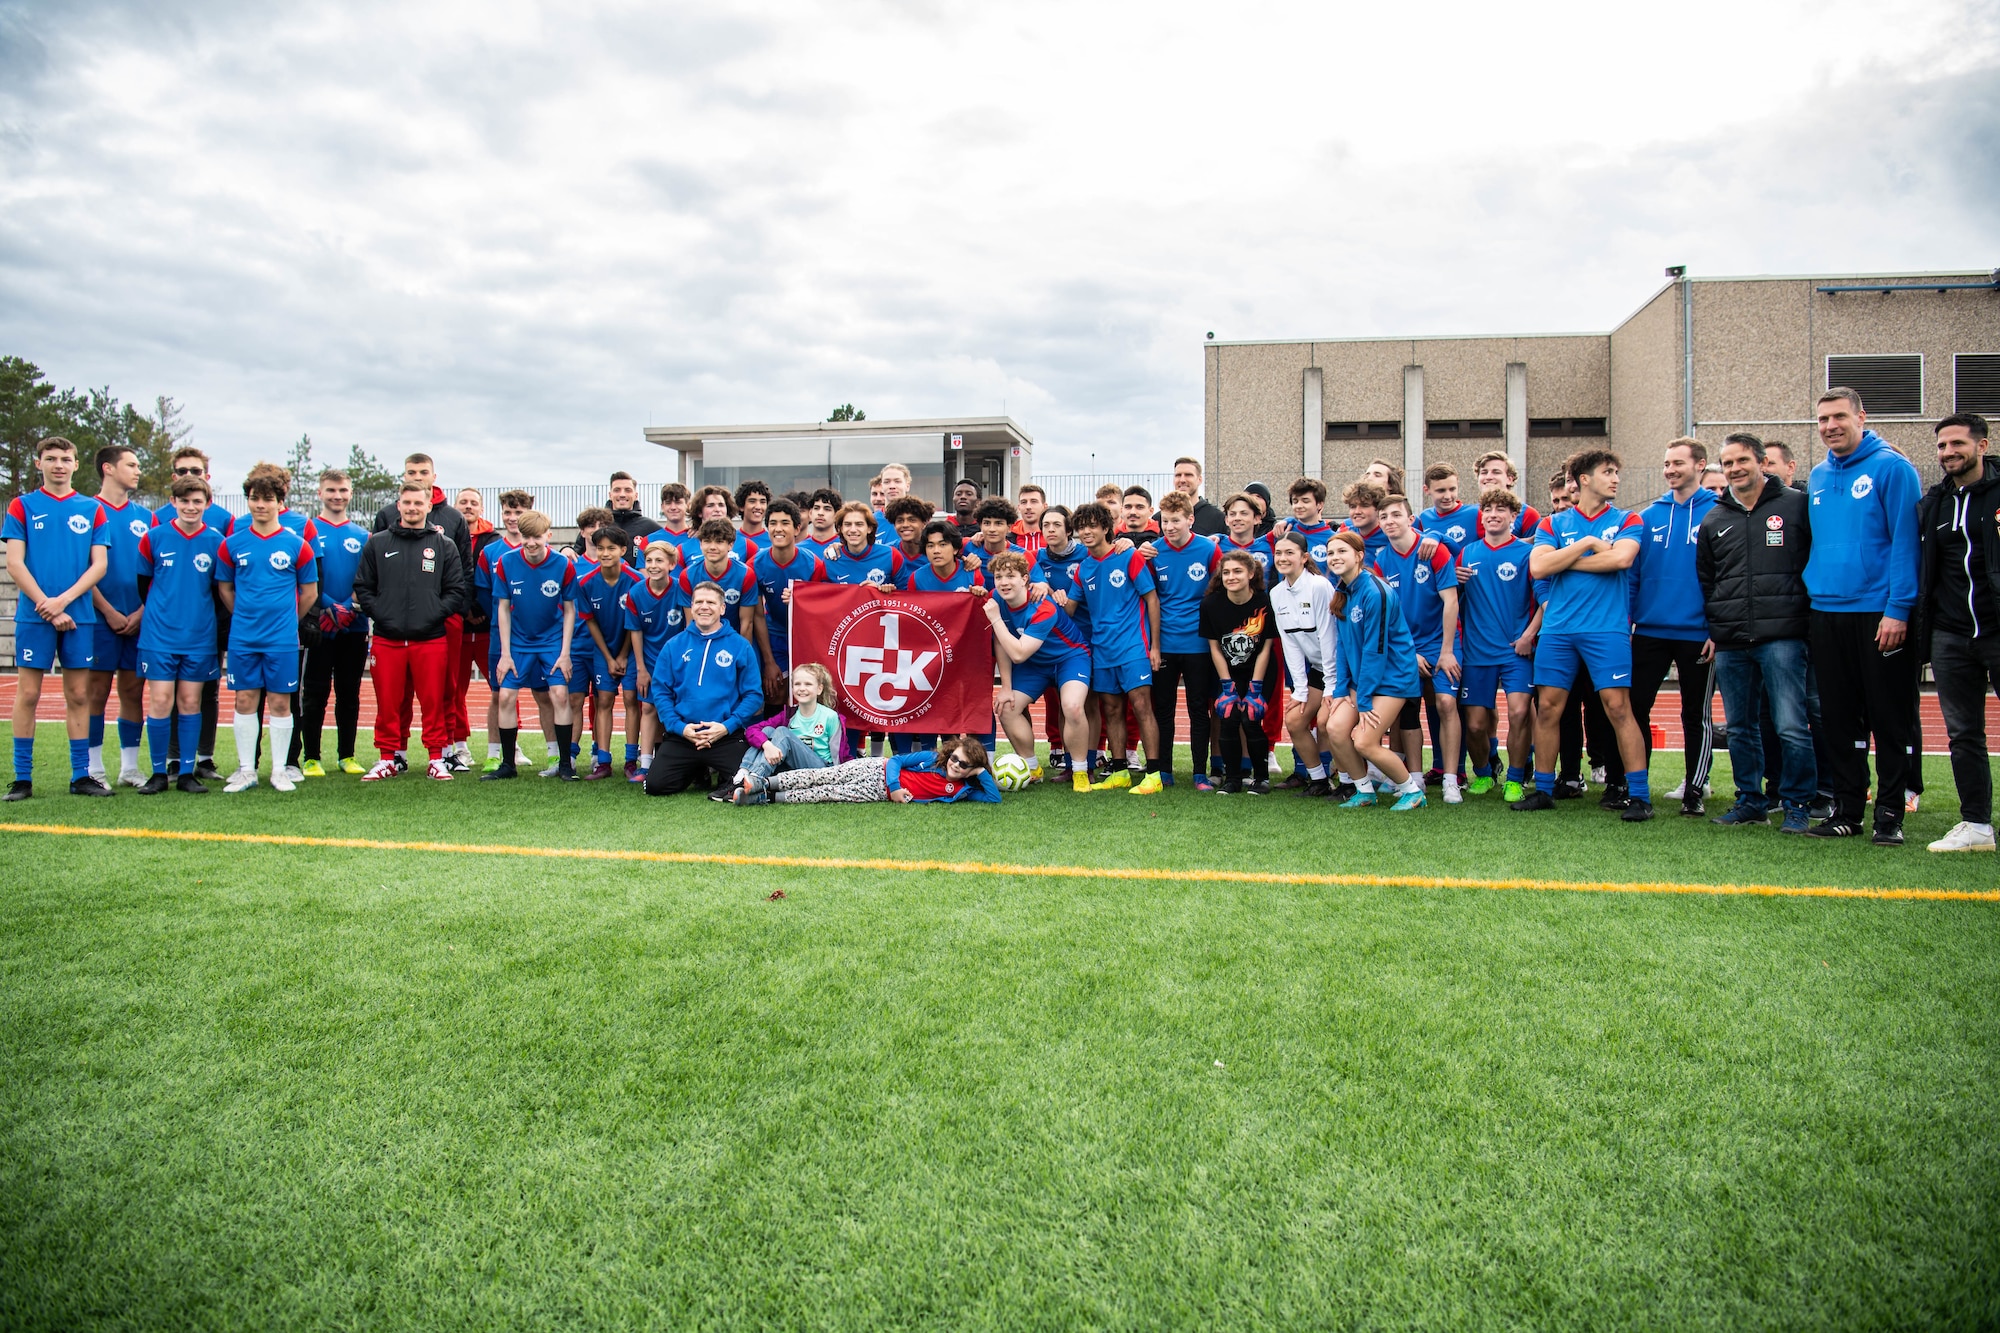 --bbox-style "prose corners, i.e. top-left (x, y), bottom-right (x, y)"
top-left (1716, 527), bottom-right (1732, 537)
top-left (1612, 673), bottom-right (1629, 681)
top-left (383, 551), bottom-right (399, 558)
